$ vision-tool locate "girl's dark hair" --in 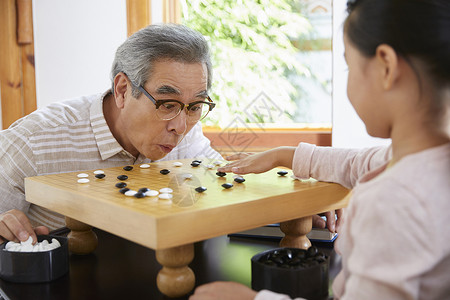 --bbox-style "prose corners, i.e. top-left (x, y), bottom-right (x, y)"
top-left (345, 0), bottom-right (450, 88)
